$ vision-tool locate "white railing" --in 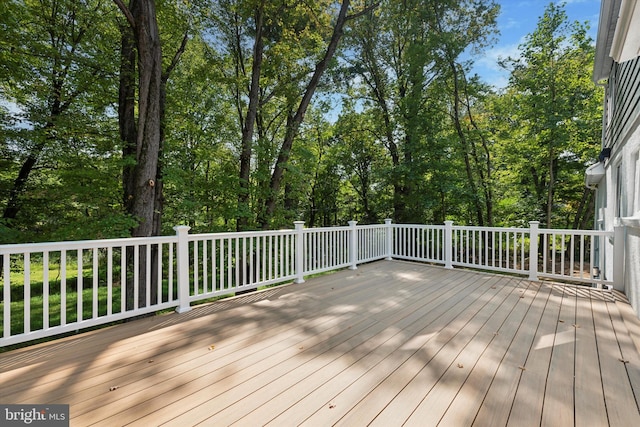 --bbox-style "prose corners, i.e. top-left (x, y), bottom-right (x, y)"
top-left (392, 223), bottom-right (446, 264)
top-left (391, 221), bottom-right (620, 288)
top-left (185, 228), bottom-right (298, 305)
top-left (357, 222), bottom-right (389, 263)
top-left (0, 220), bottom-right (623, 346)
top-left (450, 225), bottom-right (528, 274)
top-left (302, 223), bottom-right (351, 276)
top-left (0, 235), bottom-right (180, 346)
